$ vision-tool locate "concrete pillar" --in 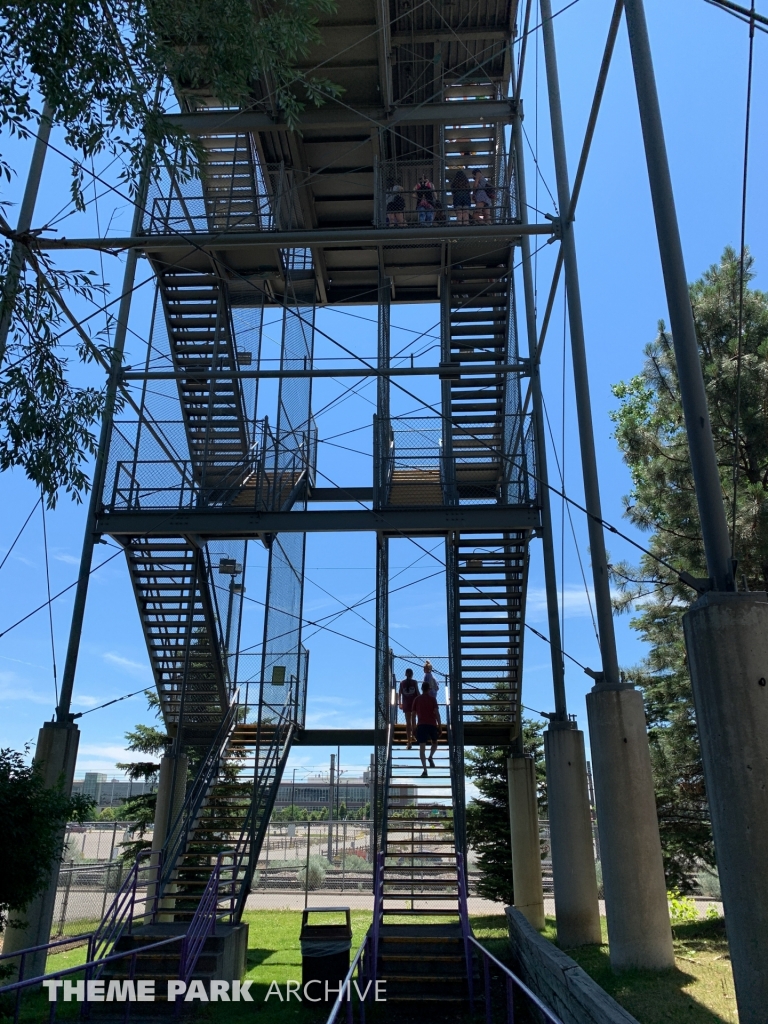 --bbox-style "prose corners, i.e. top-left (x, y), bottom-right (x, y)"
top-left (544, 725), bottom-right (601, 948)
top-left (507, 754), bottom-right (545, 930)
top-left (148, 753), bottom-right (188, 922)
top-left (586, 688), bottom-right (674, 969)
top-left (683, 593), bottom-right (768, 1023)
top-left (3, 721), bottom-right (80, 978)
